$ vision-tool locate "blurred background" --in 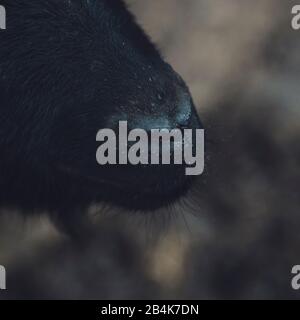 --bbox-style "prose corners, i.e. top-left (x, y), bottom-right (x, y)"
top-left (0, 0), bottom-right (299, 299)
